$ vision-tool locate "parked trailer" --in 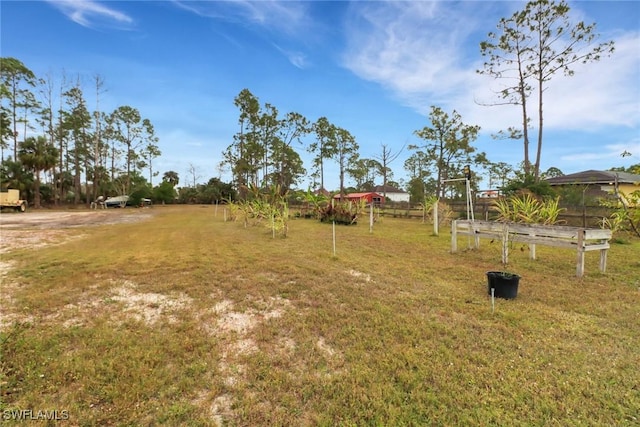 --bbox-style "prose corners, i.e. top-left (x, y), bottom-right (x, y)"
top-left (104, 195), bottom-right (129, 208)
top-left (0, 189), bottom-right (27, 212)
